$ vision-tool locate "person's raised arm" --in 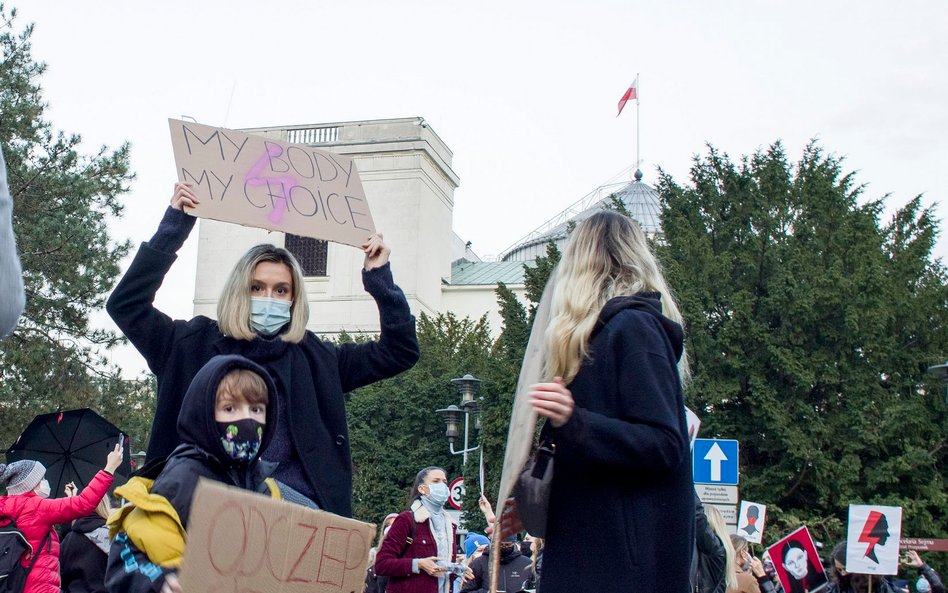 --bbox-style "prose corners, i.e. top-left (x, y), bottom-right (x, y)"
top-left (40, 444), bottom-right (120, 524)
top-left (106, 183), bottom-right (198, 373)
top-left (337, 233), bottom-right (420, 391)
